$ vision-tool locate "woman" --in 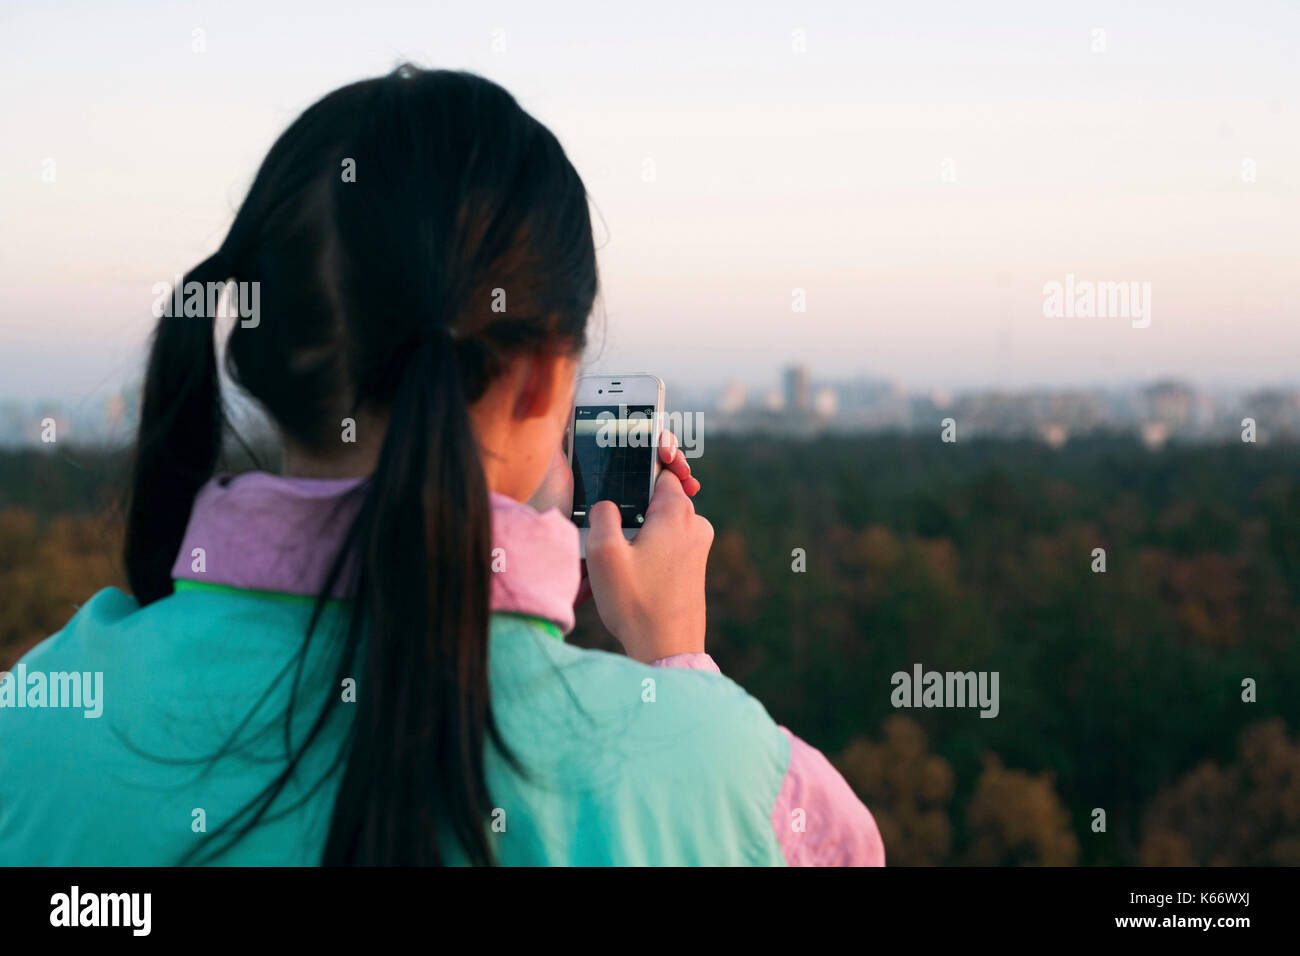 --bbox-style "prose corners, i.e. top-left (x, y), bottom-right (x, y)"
top-left (0, 66), bottom-right (883, 866)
